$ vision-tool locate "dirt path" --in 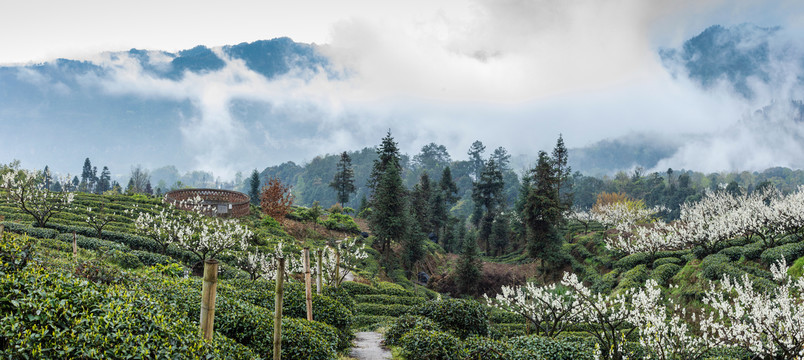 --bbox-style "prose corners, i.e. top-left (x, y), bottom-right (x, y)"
top-left (349, 331), bottom-right (392, 360)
